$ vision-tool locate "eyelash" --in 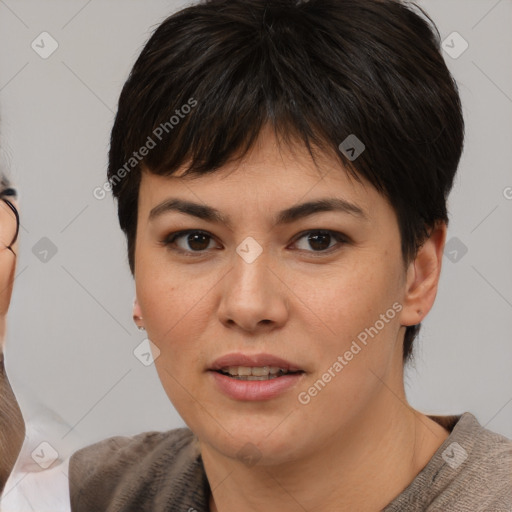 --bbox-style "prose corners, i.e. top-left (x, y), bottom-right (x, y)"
top-left (161, 229), bottom-right (349, 258)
